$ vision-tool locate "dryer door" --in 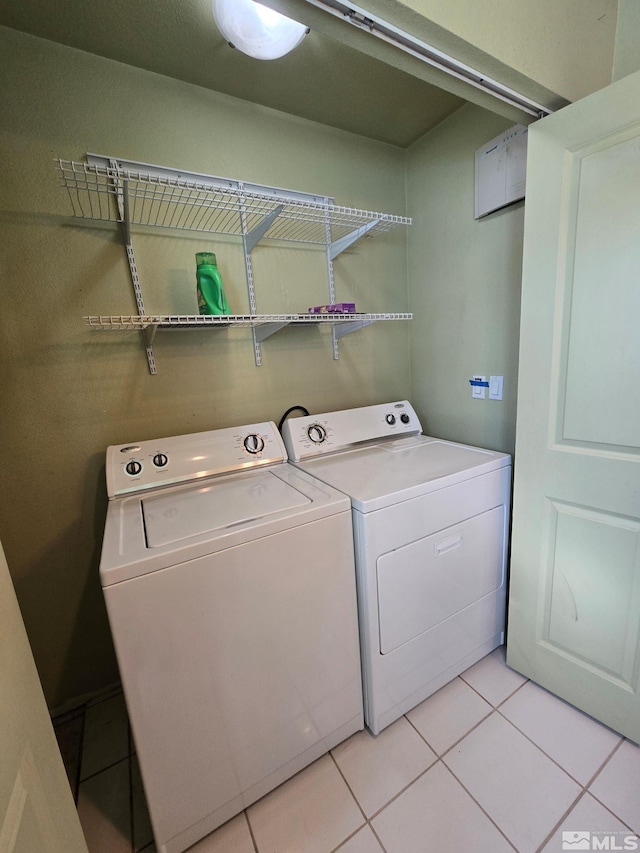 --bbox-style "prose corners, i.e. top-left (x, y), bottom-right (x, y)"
top-left (377, 506), bottom-right (505, 654)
